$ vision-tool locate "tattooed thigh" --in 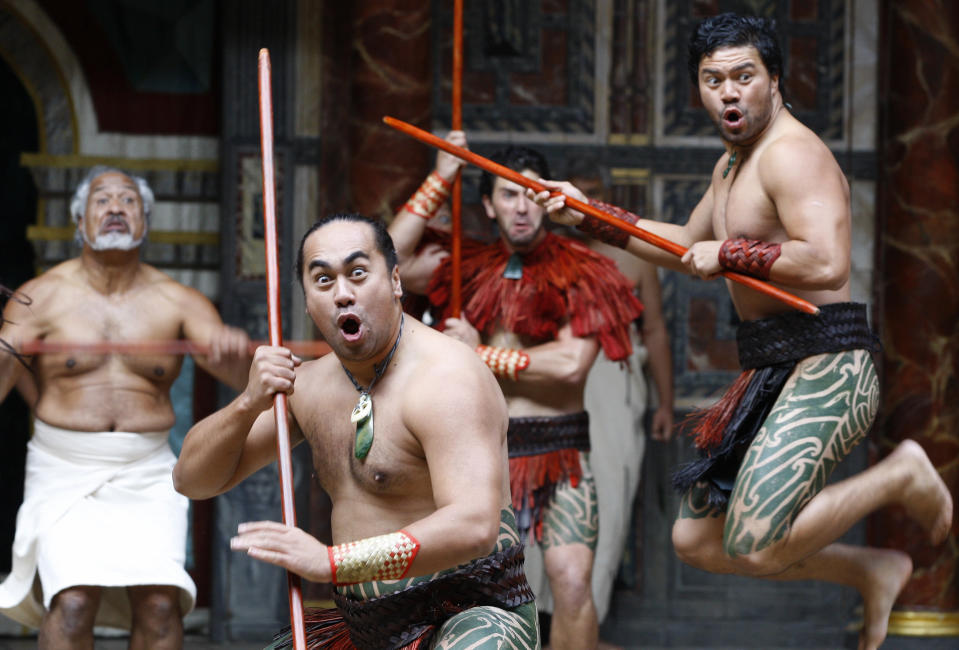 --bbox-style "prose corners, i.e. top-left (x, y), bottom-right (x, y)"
top-left (431, 602), bottom-right (540, 649)
top-left (541, 454), bottom-right (599, 552)
top-left (723, 350), bottom-right (879, 556)
top-left (677, 482), bottom-right (724, 520)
